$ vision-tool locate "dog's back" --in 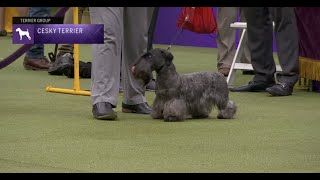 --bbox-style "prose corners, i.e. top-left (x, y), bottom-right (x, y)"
top-left (178, 71), bottom-right (229, 116)
top-left (180, 71), bottom-right (228, 98)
